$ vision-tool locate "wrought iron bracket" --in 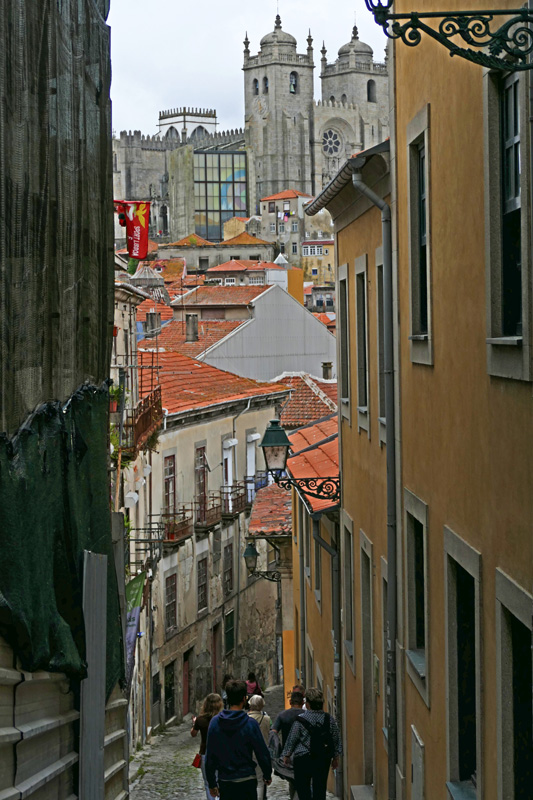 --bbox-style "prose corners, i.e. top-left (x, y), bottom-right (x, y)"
top-left (365, 3), bottom-right (533, 70)
top-left (271, 472), bottom-right (341, 503)
top-left (249, 569), bottom-right (282, 582)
